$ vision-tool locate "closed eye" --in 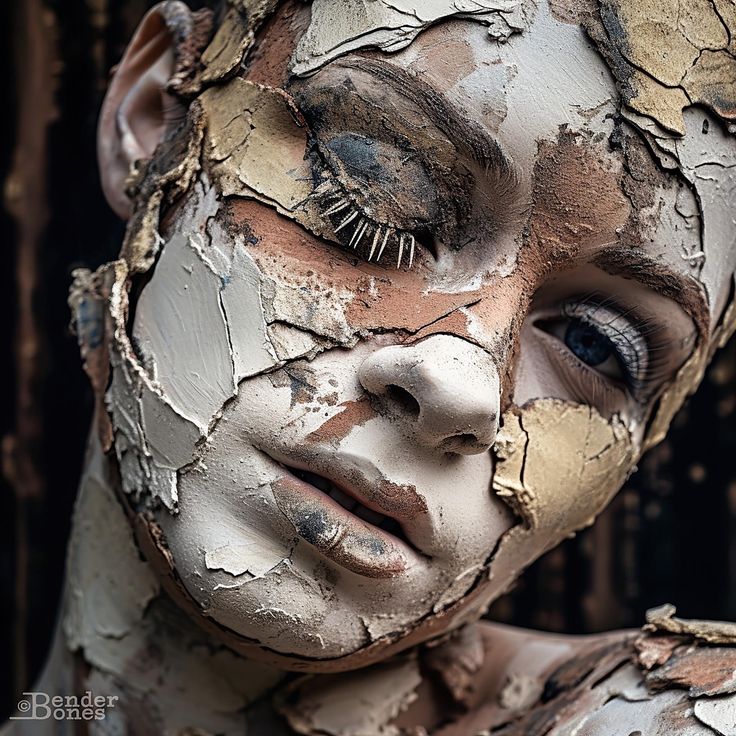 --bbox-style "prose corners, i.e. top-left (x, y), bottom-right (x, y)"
top-left (313, 178), bottom-right (439, 268)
